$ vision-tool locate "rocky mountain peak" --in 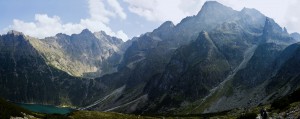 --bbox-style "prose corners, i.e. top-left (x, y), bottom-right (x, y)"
top-left (5, 30), bottom-right (28, 42)
top-left (200, 1), bottom-right (225, 10)
top-left (54, 33), bottom-right (69, 39)
top-left (159, 21), bottom-right (175, 29)
top-left (196, 31), bottom-right (214, 46)
top-left (291, 32), bottom-right (300, 41)
top-left (283, 27), bottom-right (288, 34)
top-left (152, 21), bottom-right (174, 37)
top-left (198, 31), bottom-right (209, 39)
top-left (240, 7), bottom-right (265, 19)
top-left (94, 31), bottom-right (109, 39)
top-left (197, 1), bottom-right (235, 17)
top-left (94, 31), bottom-right (123, 45)
top-left (7, 30), bottom-right (24, 36)
top-left (263, 17), bottom-right (286, 35)
top-left (100, 31), bottom-right (108, 36)
top-left (262, 17), bottom-right (295, 45)
top-left (79, 29), bottom-right (93, 36)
